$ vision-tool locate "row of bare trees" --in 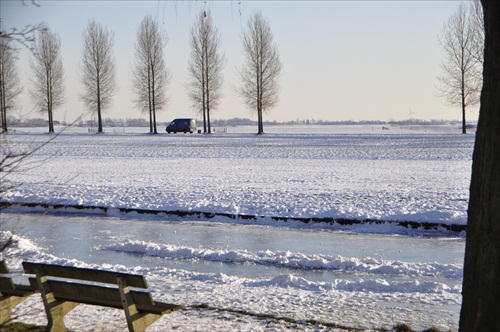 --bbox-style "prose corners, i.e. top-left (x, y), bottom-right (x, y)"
top-left (1, 10), bottom-right (282, 135)
top-left (1, 20), bottom-right (115, 134)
